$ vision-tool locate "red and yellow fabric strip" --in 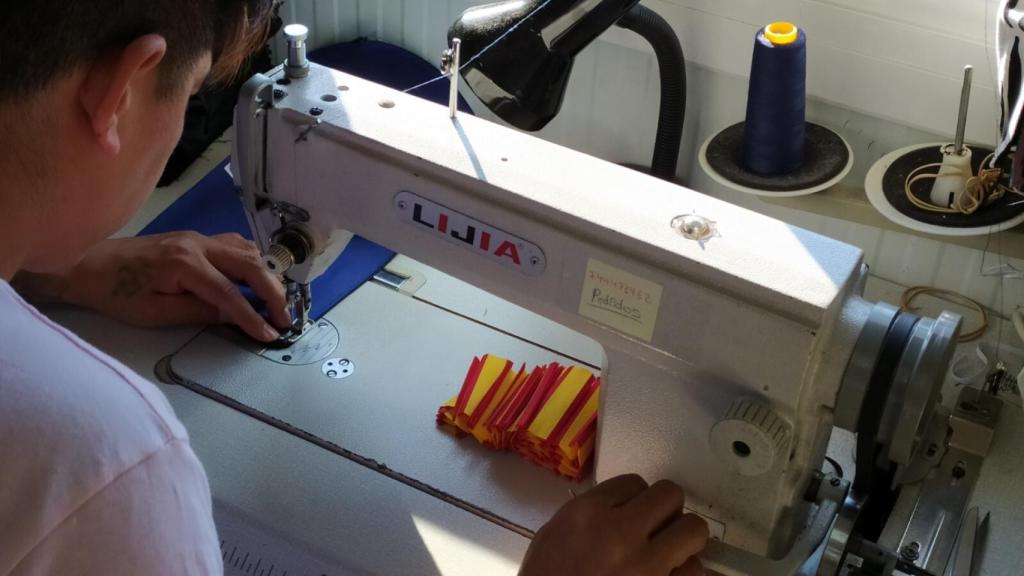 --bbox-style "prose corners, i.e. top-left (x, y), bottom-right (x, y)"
top-left (436, 354), bottom-right (601, 481)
